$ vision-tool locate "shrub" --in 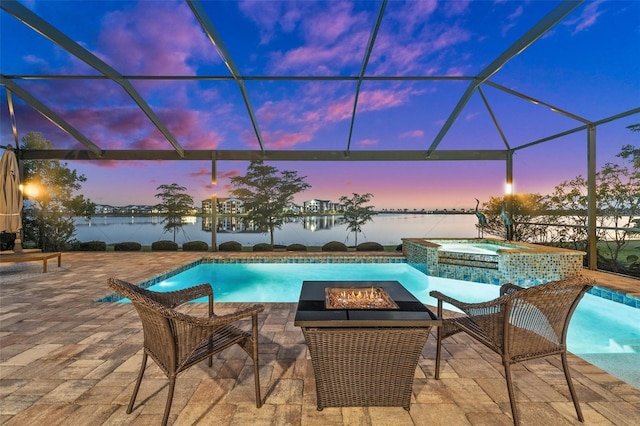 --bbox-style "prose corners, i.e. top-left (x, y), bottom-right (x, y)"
top-left (219, 241), bottom-right (242, 252)
top-left (114, 242), bottom-right (142, 251)
top-left (151, 240), bottom-right (178, 251)
top-left (182, 241), bottom-right (209, 251)
top-left (75, 240), bottom-right (107, 251)
top-left (356, 242), bottom-right (384, 251)
top-left (0, 232), bottom-right (16, 251)
top-left (286, 243), bottom-right (307, 251)
top-left (253, 243), bottom-right (274, 252)
top-left (274, 244), bottom-right (287, 250)
top-left (322, 241), bottom-right (348, 252)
